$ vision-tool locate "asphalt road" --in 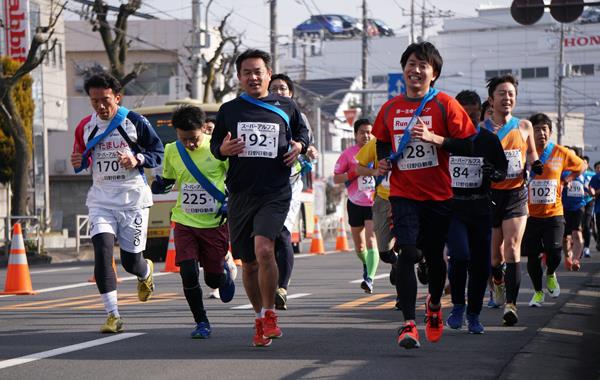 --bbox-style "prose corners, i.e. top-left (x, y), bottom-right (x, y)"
top-left (0, 244), bottom-right (598, 380)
